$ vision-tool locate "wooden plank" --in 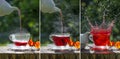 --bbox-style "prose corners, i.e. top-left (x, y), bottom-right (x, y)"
top-left (81, 53), bottom-right (120, 59)
top-left (41, 53), bottom-right (80, 59)
top-left (0, 54), bottom-right (39, 59)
